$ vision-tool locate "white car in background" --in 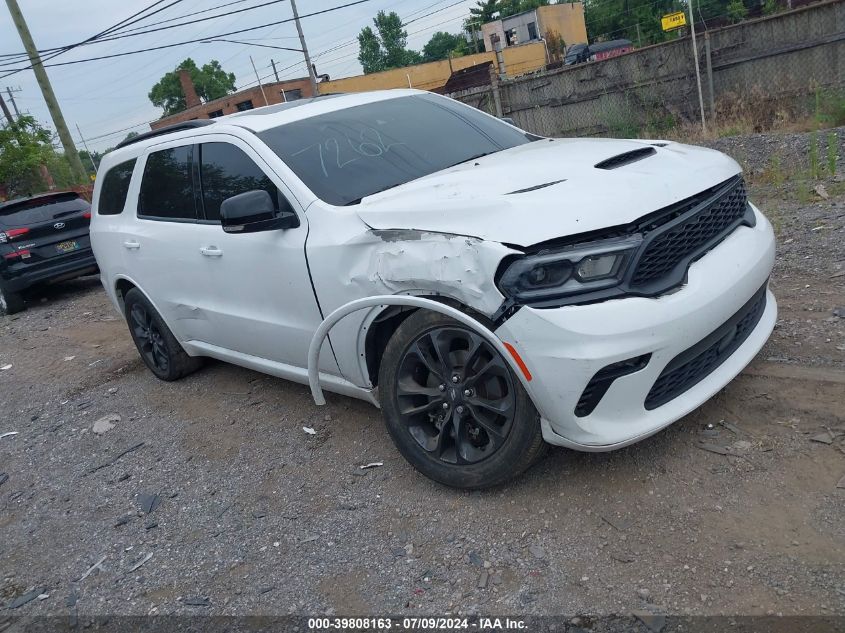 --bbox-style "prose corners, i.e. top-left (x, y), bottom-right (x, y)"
top-left (90, 90), bottom-right (776, 488)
